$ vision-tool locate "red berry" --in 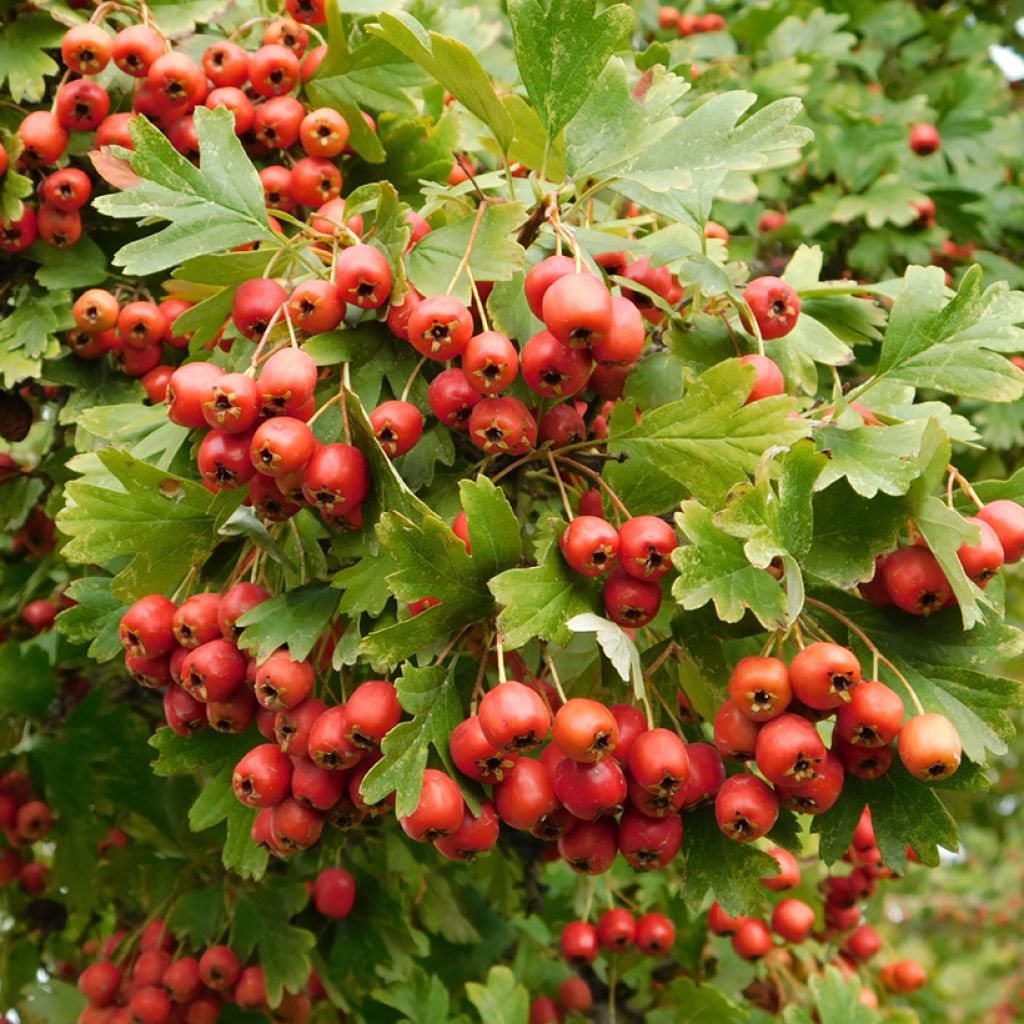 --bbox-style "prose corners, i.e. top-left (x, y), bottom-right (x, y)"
top-left (270, 796), bottom-right (323, 850)
top-left (976, 499), bottom-right (1024, 563)
top-left (164, 685), bottom-right (206, 735)
top-left (835, 679), bottom-right (903, 747)
top-left (559, 921), bottom-right (599, 964)
top-left (708, 901), bottom-right (745, 935)
top-left (113, 25), bottom-right (163, 77)
top-left (198, 945), bottom-right (241, 991)
top-left (557, 817), bottom-right (618, 874)
top-left (162, 957), bottom-right (202, 1004)
top-left (433, 801), bottom-right (500, 861)
top-left (0, 207), bottom-right (37, 253)
top-left (249, 44), bottom-right (300, 97)
top-left (755, 713), bottom-right (826, 787)
top-left (591, 295), bottom-right (646, 365)
top-left (788, 641), bottom-right (862, 710)
top-left (148, 52), bottom-right (206, 108)
top-left (55, 79), bottom-right (110, 131)
top-left (897, 712), bottom-right (961, 781)
top-left (468, 396), bottom-right (537, 455)
top-left (628, 727), bottom-right (689, 795)
top-left (308, 706), bottom-right (364, 770)
top-left (493, 757), bottom-right (557, 830)
top-left (290, 155), bottom-right (342, 207)
top-left (679, 742), bottom-right (726, 809)
top-left (732, 918), bottom-right (774, 960)
top-left (287, 278), bottom-right (344, 334)
top-left (253, 649), bottom-right (314, 710)
top-left (233, 278), bottom-right (288, 341)
top-left (182, 639), bottom-right (246, 701)
top-left (251, 417), bottom-right (315, 477)
top-left (41, 168), bottom-right (92, 212)
top-left (617, 516), bottom-right (677, 581)
top-left (743, 277), bottom-right (800, 340)
top-left (713, 699), bottom-right (761, 759)
top-left (62, 23), bottom-right (114, 74)
top-left (620, 256), bottom-right (679, 324)
top-left (559, 516), bottom-right (619, 577)
top-left (19, 111), bottom-right (69, 165)
top-left (371, 400), bottom-right (424, 458)
top-left (300, 442), bottom-right (370, 514)
top-left (73, 289), bottom-right (119, 332)
top-left (552, 698), bottom-right (618, 763)
top-left (603, 568), bottom-right (661, 627)
top-left (521, 330), bottom-right (592, 398)
top-left (335, 244), bottom-right (393, 309)
top-left (203, 40), bottom-right (249, 86)
top-left (450, 716), bottom-right (518, 783)
top-left (407, 295), bottom-right (473, 360)
top-left (300, 108), bottom-right (350, 157)
top-left (37, 203), bottom-right (82, 248)
top-left (428, 367), bottom-right (481, 429)
top-left (542, 272), bottom-right (613, 349)
top-left (399, 768), bottom-right (463, 841)
top-left (233, 743), bottom-right (292, 808)
top-left (909, 122), bottom-right (940, 155)
top-left (462, 331), bottom-right (519, 395)
top-left (120, 594), bottom-right (177, 659)
top-left (258, 347), bottom-right (318, 417)
top-left (557, 977), bottom-right (592, 1013)
top-left (313, 867), bottom-right (356, 918)
top-left (618, 806), bottom-right (682, 870)
top-left (635, 912), bottom-right (675, 955)
top-left (538, 403), bottom-right (587, 447)
top-left (728, 656), bottom-right (791, 722)
top-left (882, 545), bottom-right (952, 615)
top-left (772, 898), bottom-right (815, 943)
top-left (762, 846), bottom-right (801, 891)
top-left (553, 756), bottom-right (627, 819)
top-left (479, 679), bottom-right (552, 752)
top-left (739, 354), bottom-right (785, 403)
top-left (598, 908), bottom-right (636, 950)
top-left (254, 95), bottom-right (306, 149)
top-left (345, 679), bottom-right (401, 747)
top-left (777, 751), bottom-right (844, 814)
top-left (957, 515), bottom-right (1005, 584)
top-left (171, 592), bottom-right (222, 649)
top-left (22, 599), bottom-right (56, 633)
top-left (715, 773), bottom-right (779, 842)
top-left (167, 362), bottom-right (225, 428)
top-left (129, 985), bottom-right (172, 1024)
